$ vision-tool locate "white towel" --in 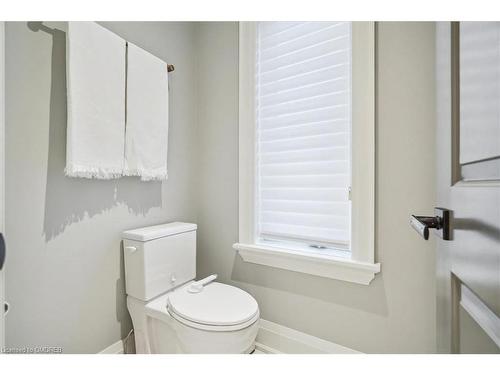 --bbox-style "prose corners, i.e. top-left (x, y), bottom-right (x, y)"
top-left (66, 22), bottom-right (126, 179)
top-left (125, 42), bottom-right (169, 181)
